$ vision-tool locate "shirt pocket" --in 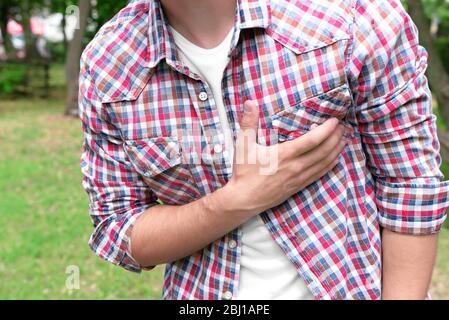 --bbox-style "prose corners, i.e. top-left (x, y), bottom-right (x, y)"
top-left (266, 84), bottom-right (355, 144)
top-left (123, 136), bottom-right (201, 204)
